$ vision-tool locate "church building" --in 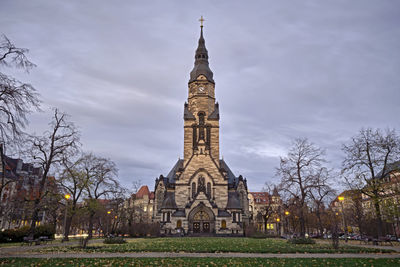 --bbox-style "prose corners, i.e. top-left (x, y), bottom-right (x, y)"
top-left (153, 20), bottom-right (250, 235)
